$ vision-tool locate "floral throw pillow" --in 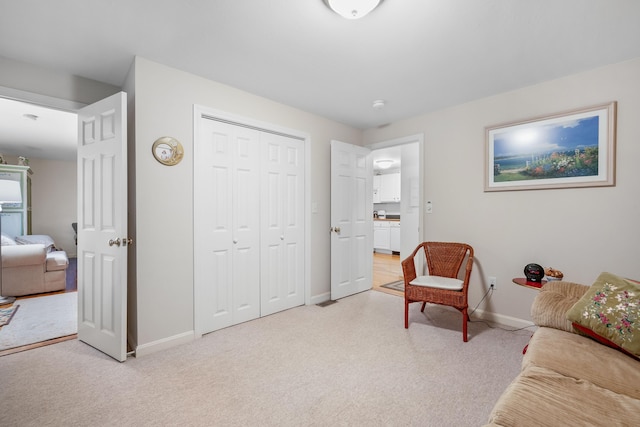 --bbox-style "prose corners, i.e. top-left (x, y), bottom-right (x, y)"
top-left (566, 272), bottom-right (640, 359)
